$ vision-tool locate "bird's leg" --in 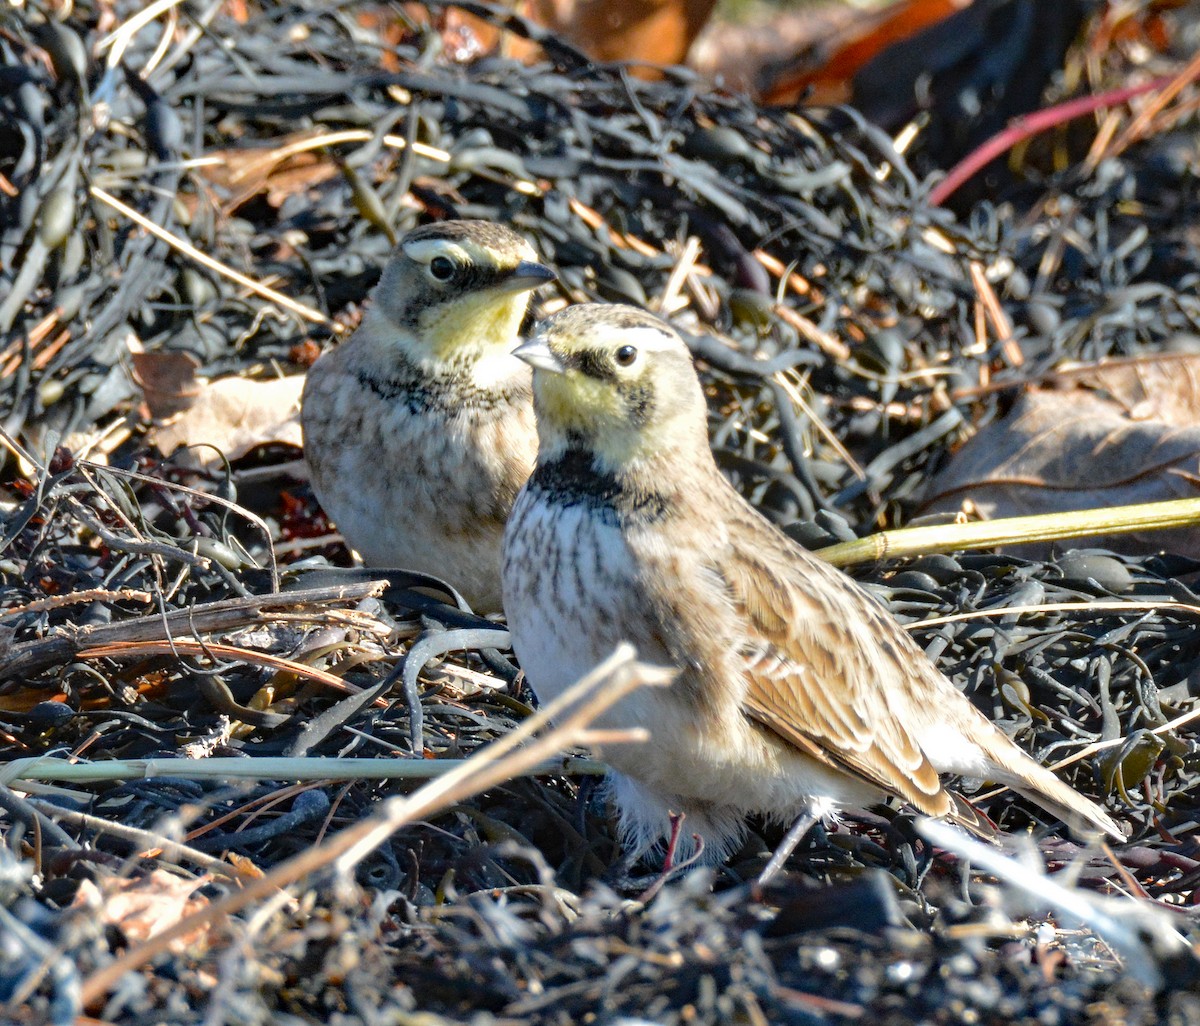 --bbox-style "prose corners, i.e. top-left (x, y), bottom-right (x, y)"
top-left (636, 822), bottom-right (706, 904)
top-left (756, 811), bottom-right (817, 890)
top-left (574, 773), bottom-right (600, 841)
top-left (662, 811), bottom-right (686, 872)
top-left (603, 835), bottom-right (705, 898)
